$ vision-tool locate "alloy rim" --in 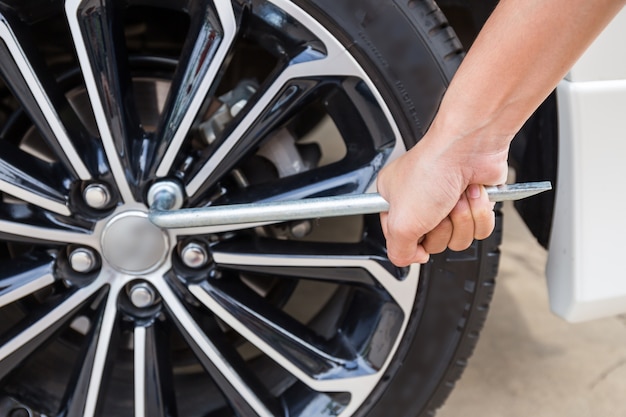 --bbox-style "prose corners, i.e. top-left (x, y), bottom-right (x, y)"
top-left (0, 1), bottom-right (419, 415)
